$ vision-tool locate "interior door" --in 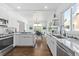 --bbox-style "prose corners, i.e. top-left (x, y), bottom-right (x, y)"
top-left (18, 21), bottom-right (25, 32)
